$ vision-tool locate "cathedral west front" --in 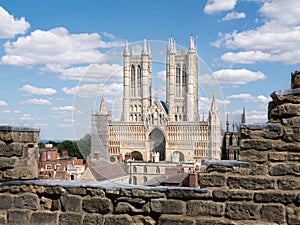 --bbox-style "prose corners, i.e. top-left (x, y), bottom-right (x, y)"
top-left (91, 36), bottom-right (221, 163)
